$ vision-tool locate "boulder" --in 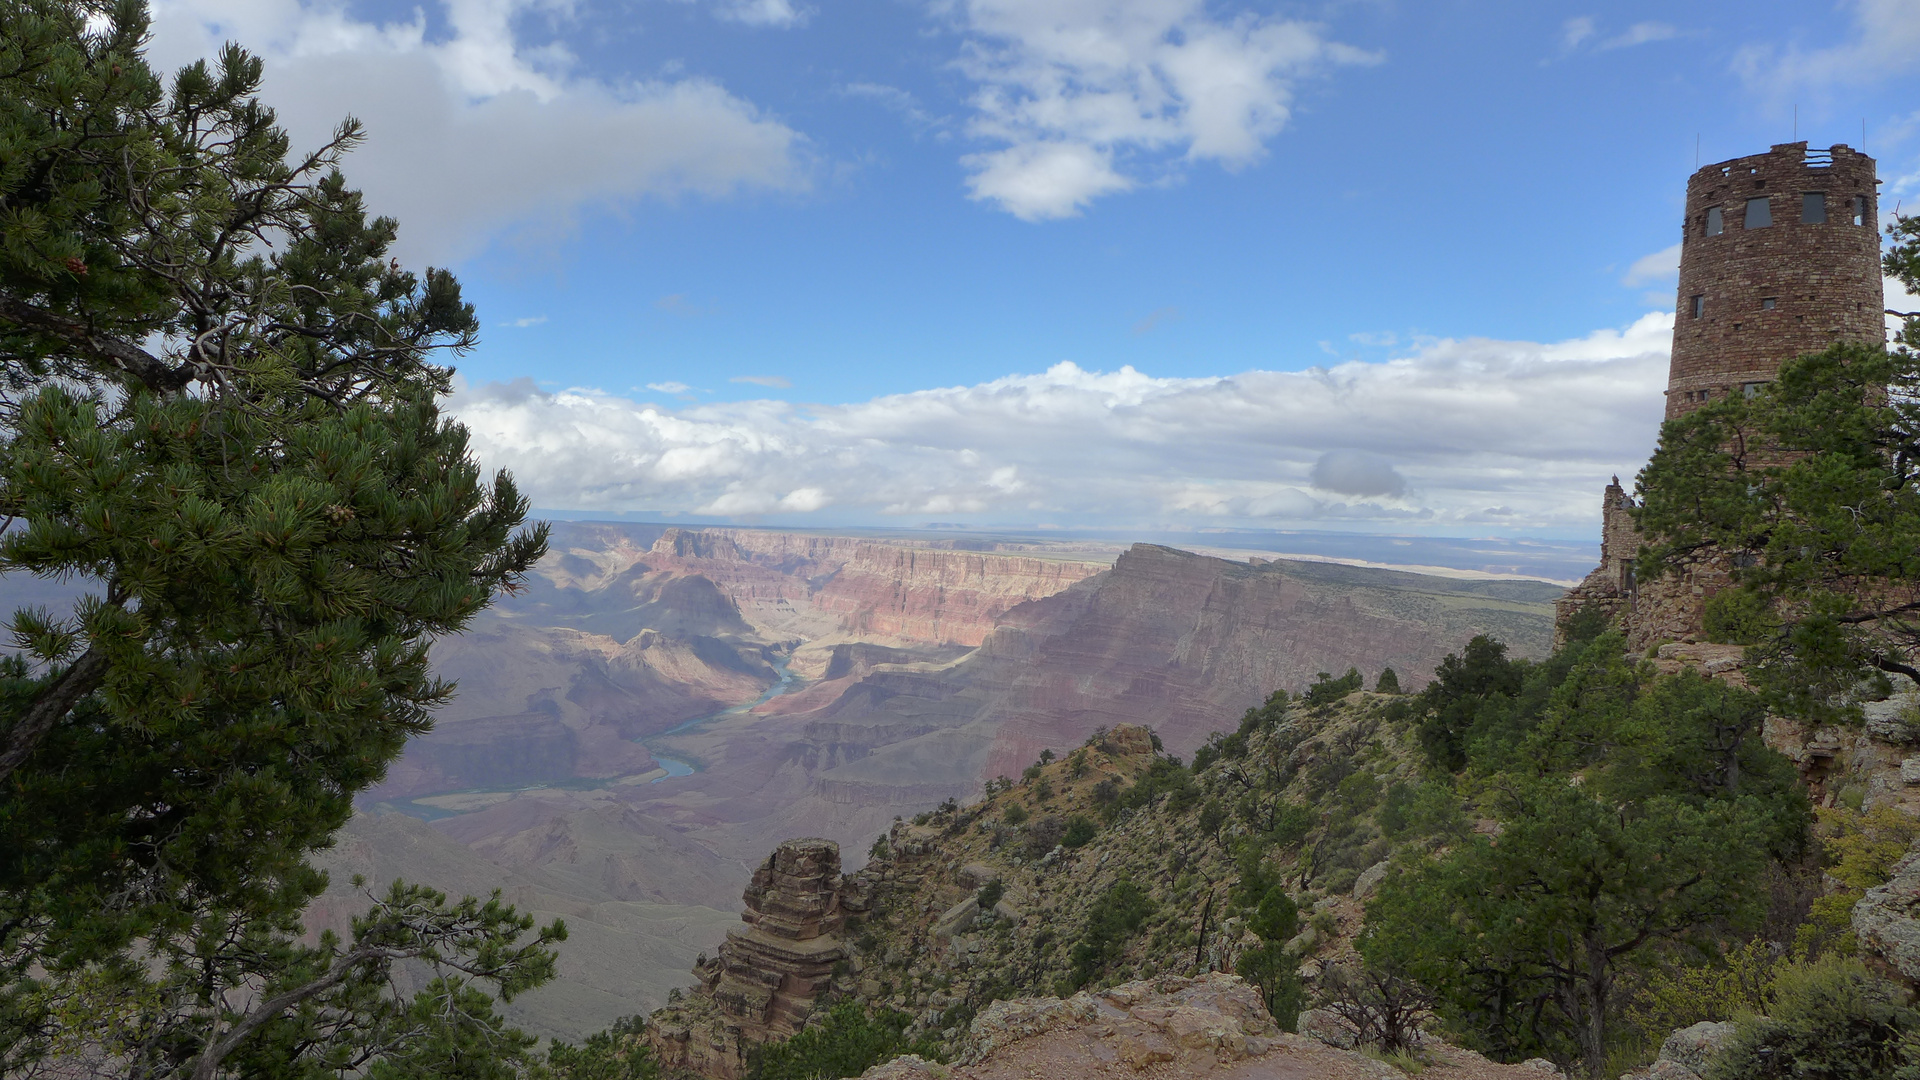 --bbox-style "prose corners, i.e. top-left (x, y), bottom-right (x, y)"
top-left (1299, 1007), bottom-right (1360, 1050)
top-left (932, 896), bottom-right (979, 941)
top-left (955, 863), bottom-right (999, 889)
top-left (1855, 846), bottom-right (1920, 982)
top-left (1659, 1020), bottom-right (1736, 1074)
top-left (1352, 859), bottom-right (1391, 899)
